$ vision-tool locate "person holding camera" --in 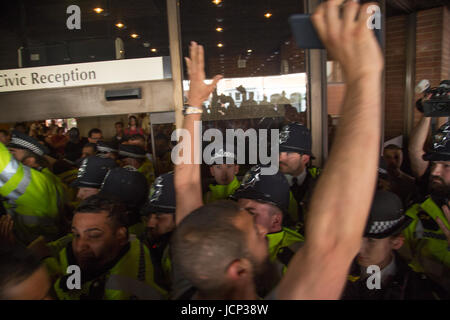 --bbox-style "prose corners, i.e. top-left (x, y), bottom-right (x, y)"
top-left (403, 119), bottom-right (450, 293)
